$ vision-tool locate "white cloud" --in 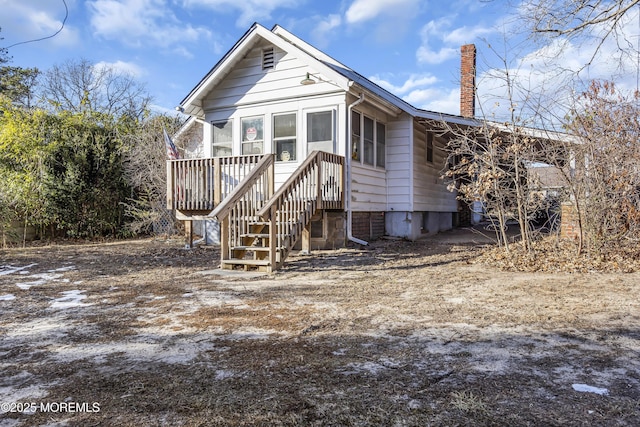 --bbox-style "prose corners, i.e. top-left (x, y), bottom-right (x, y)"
top-left (310, 14), bottom-right (342, 48)
top-left (345, 0), bottom-right (419, 24)
top-left (408, 87), bottom-right (460, 115)
top-left (416, 46), bottom-right (458, 65)
top-left (88, 0), bottom-right (212, 52)
top-left (183, 0), bottom-right (301, 28)
top-left (444, 24), bottom-right (495, 46)
top-left (416, 17), bottom-right (496, 65)
top-left (369, 72), bottom-right (461, 114)
top-left (370, 73), bottom-right (439, 94)
top-left (94, 60), bottom-right (146, 78)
